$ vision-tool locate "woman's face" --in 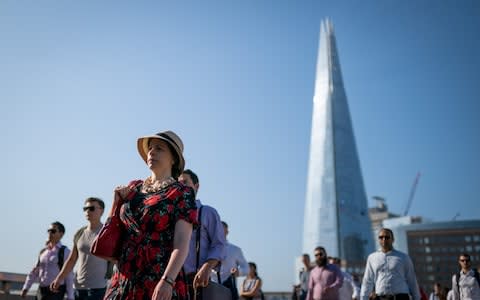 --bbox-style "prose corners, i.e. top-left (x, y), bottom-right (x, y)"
top-left (147, 139), bottom-right (175, 173)
top-left (249, 264), bottom-right (256, 275)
